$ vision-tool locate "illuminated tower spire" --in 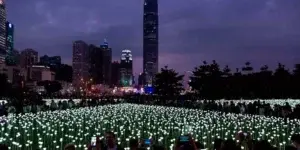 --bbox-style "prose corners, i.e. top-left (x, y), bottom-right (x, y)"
top-left (104, 38), bottom-right (108, 46)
